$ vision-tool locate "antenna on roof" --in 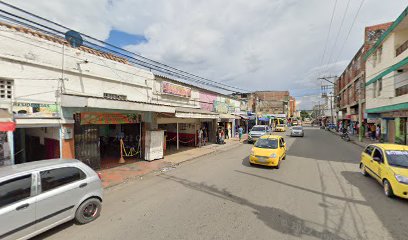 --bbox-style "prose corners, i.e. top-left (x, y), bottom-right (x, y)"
top-left (64, 30), bottom-right (83, 48)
